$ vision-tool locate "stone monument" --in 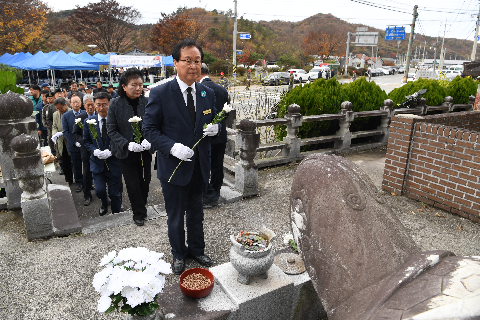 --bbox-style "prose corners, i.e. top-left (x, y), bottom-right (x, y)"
top-left (290, 153), bottom-right (480, 319)
top-left (0, 91), bottom-right (37, 209)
